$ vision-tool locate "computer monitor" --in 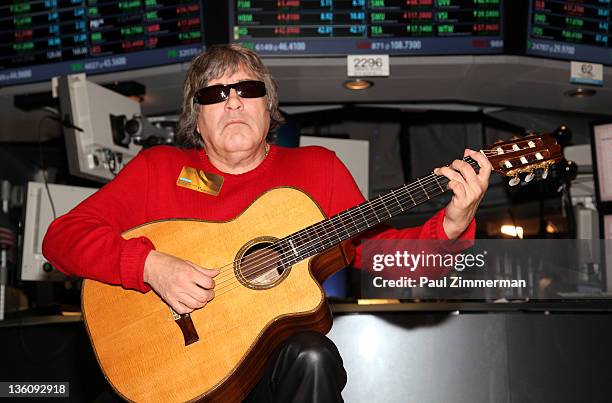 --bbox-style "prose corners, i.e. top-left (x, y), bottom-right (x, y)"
top-left (0, 1), bottom-right (206, 87)
top-left (57, 73), bottom-right (143, 182)
top-left (603, 215), bottom-right (612, 292)
top-left (298, 136), bottom-right (370, 298)
top-left (20, 182), bottom-right (97, 281)
top-left (299, 136), bottom-right (369, 199)
top-left (526, 0), bottom-right (612, 66)
top-left (591, 122), bottom-right (612, 204)
top-left (230, 0), bottom-right (504, 56)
